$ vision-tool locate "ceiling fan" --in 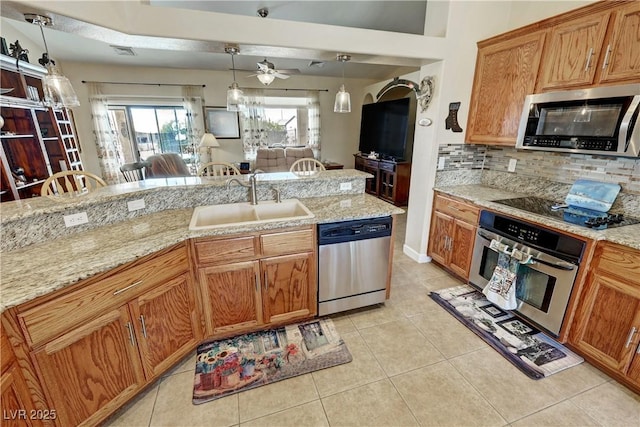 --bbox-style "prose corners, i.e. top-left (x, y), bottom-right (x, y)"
top-left (246, 58), bottom-right (300, 85)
